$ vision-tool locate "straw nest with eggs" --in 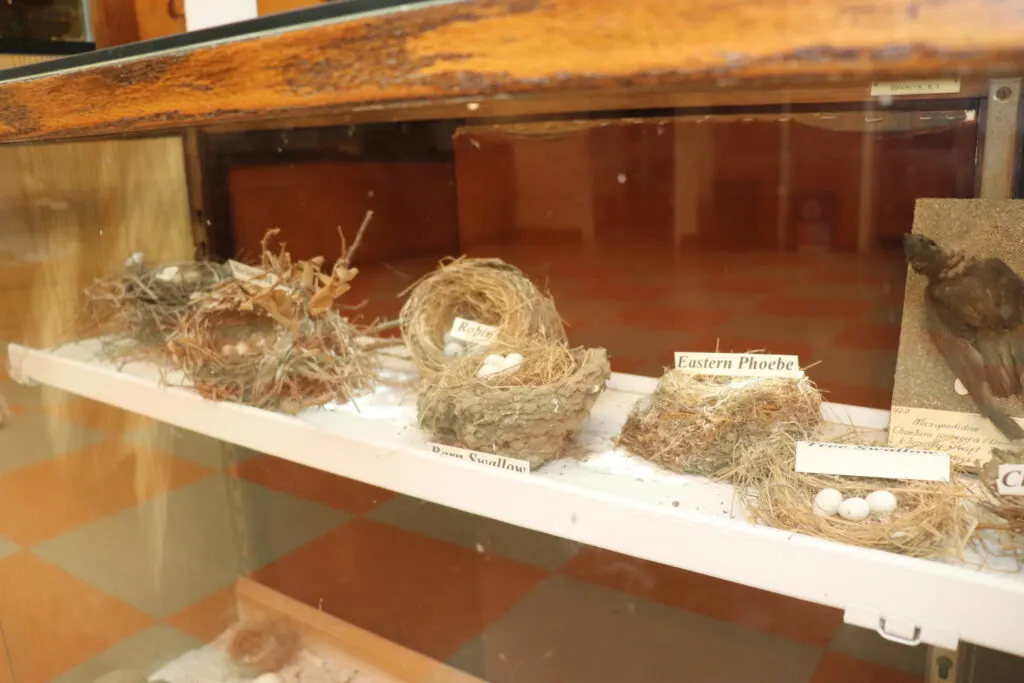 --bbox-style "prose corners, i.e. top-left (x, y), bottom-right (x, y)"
top-left (977, 457), bottom-right (1024, 550)
top-left (417, 341), bottom-right (611, 467)
top-left (617, 369), bottom-right (823, 480)
top-left (399, 257), bottom-right (566, 376)
top-left (740, 431), bottom-right (975, 559)
top-left (83, 259), bottom-right (231, 357)
top-left (165, 218), bottom-right (389, 414)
